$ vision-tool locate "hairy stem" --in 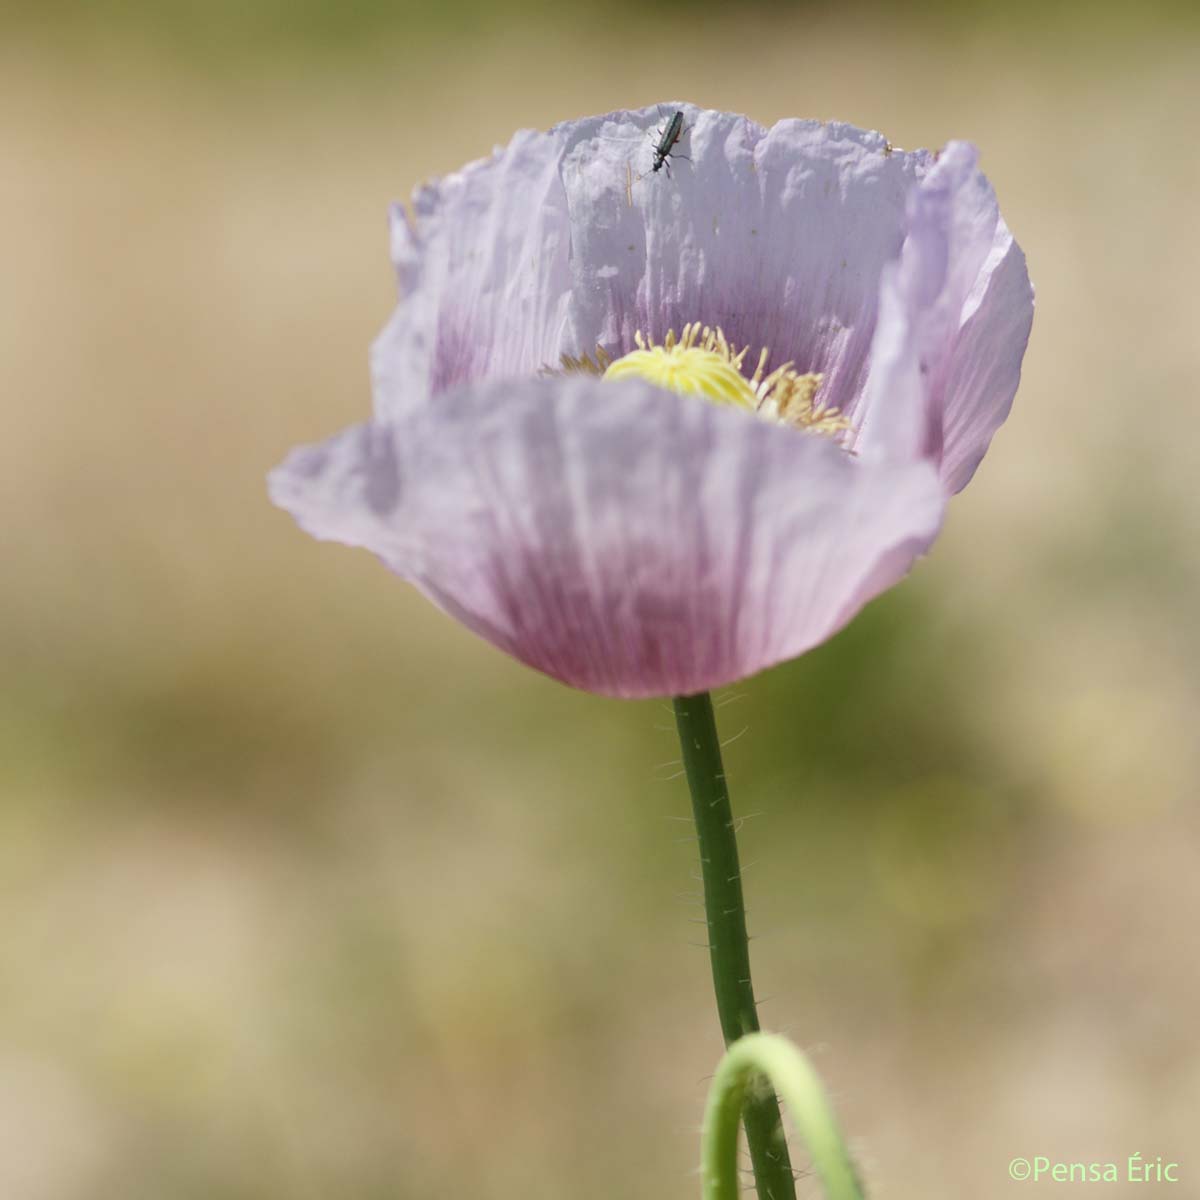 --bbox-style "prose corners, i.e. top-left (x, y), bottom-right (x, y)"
top-left (673, 692), bottom-right (796, 1200)
top-left (701, 1033), bottom-right (863, 1200)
